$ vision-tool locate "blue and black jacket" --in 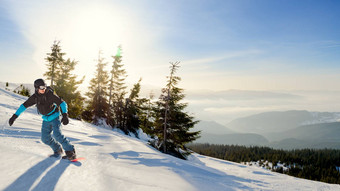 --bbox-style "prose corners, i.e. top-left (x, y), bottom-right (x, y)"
top-left (15, 87), bottom-right (68, 121)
